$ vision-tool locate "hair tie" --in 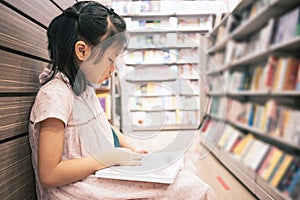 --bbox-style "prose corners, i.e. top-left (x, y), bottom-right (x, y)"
top-left (63, 8), bottom-right (80, 20)
top-left (108, 8), bottom-right (116, 16)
